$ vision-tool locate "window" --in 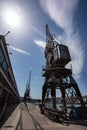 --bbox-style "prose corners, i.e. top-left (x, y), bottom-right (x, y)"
top-left (0, 47), bottom-right (4, 64)
top-left (0, 46), bottom-right (8, 72)
top-left (2, 60), bottom-right (8, 71)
